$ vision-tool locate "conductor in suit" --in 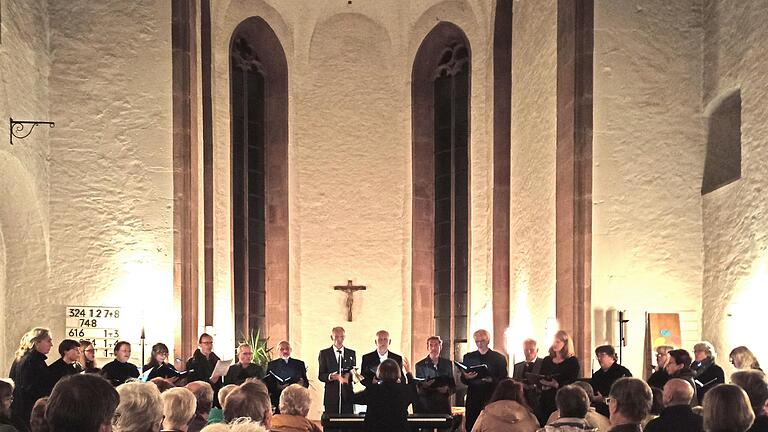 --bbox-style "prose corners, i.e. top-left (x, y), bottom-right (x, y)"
top-left (265, 340), bottom-right (309, 412)
top-left (512, 338), bottom-right (544, 410)
top-left (318, 326), bottom-right (357, 414)
top-left (359, 330), bottom-right (403, 387)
